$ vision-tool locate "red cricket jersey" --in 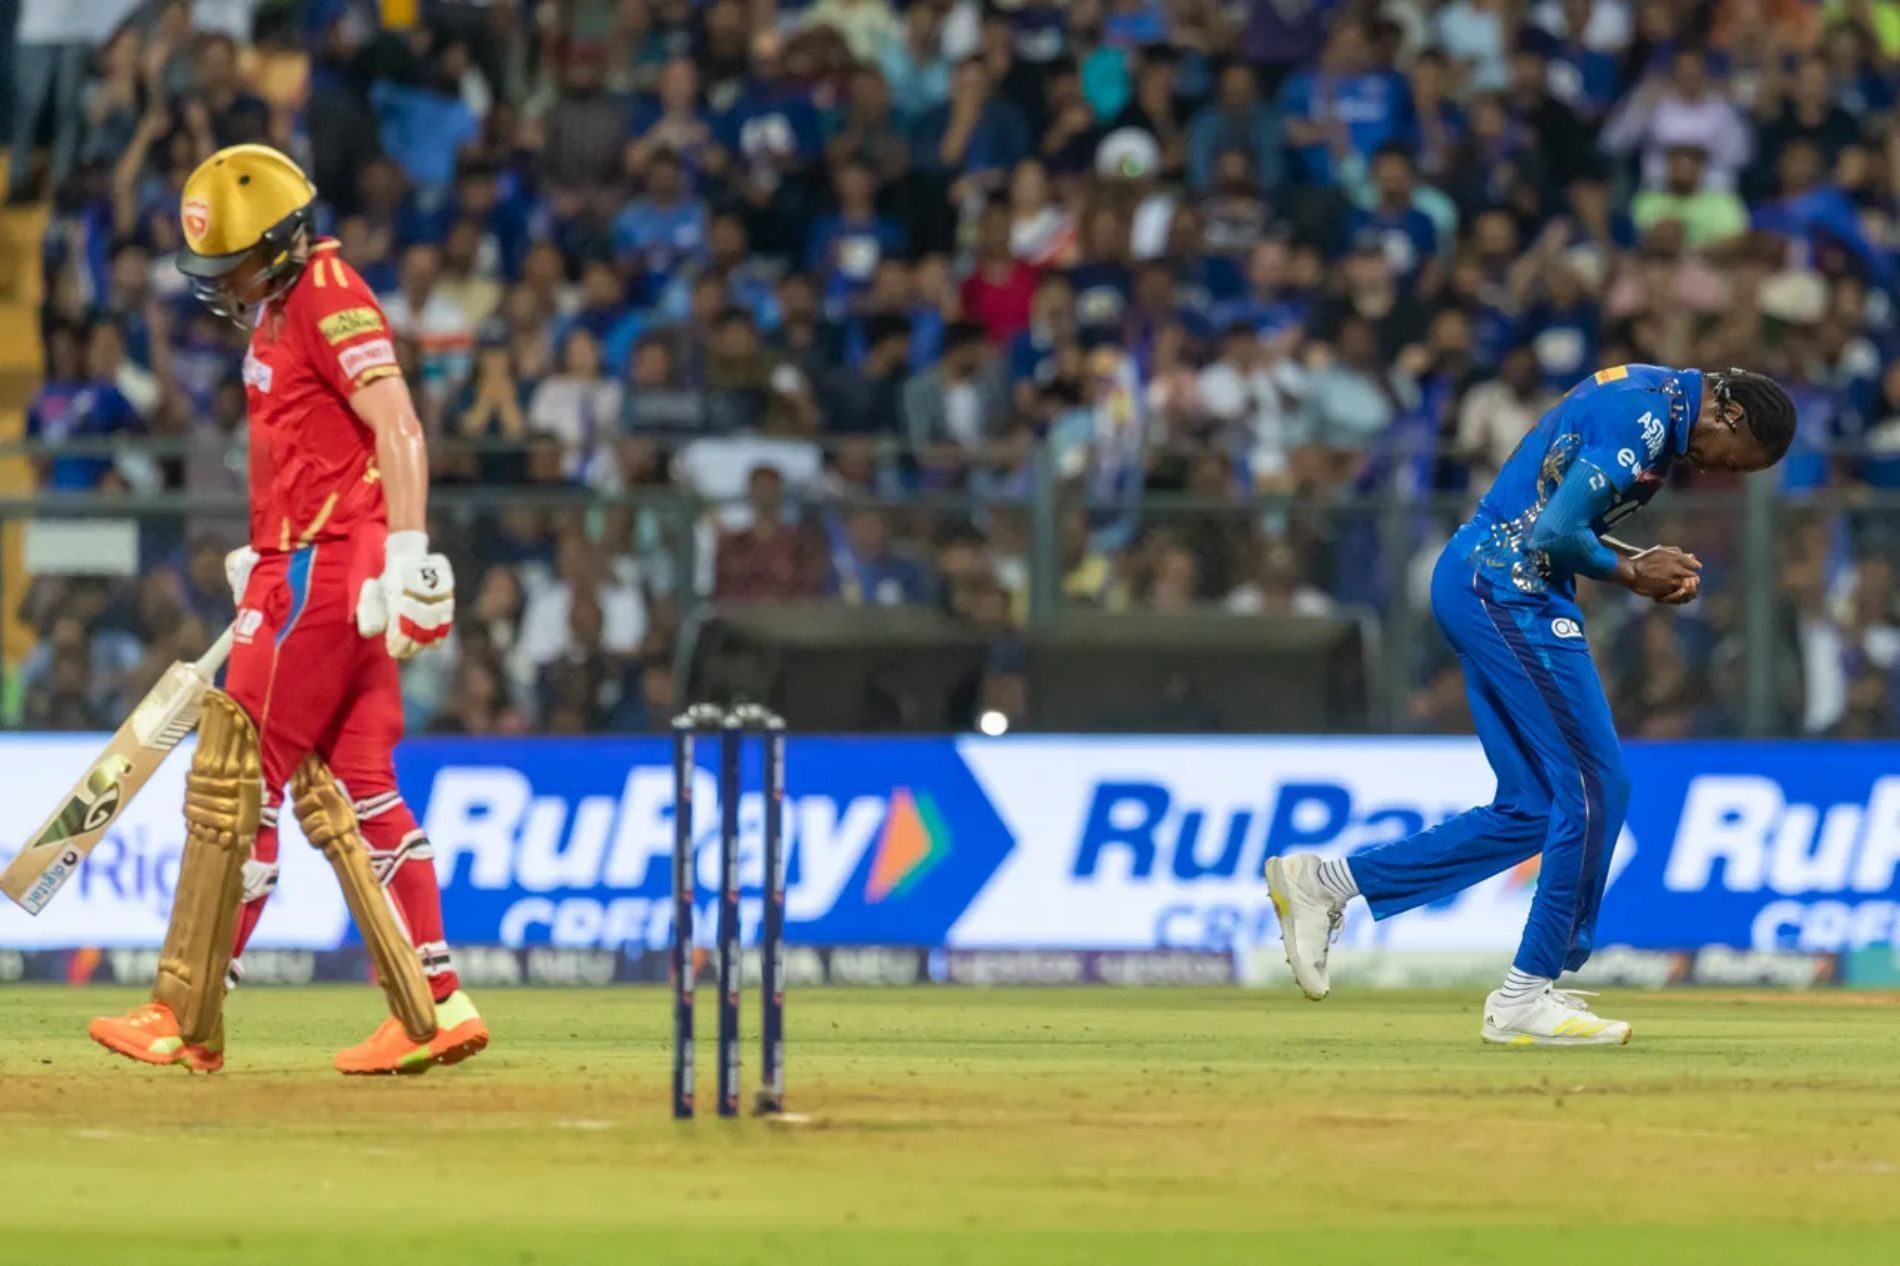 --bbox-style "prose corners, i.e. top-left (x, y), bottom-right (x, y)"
top-left (242, 239), bottom-right (400, 555)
